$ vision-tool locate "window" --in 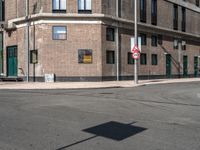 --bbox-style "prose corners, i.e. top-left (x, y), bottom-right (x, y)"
top-left (106, 27), bottom-right (115, 41)
top-left (158, 34), bottom-right (163, 45)
top-left (140, 33), bottom-right (147, 45)
top-left (106, 50), bottom-right (115, 64)
top-left (128, 52), bottom-right (134, 64)
top-left (151, 0), bottom-right (157, 25)
top-left (151, 35), bottom-right (157, 47)
top-left (52, 26), bottom-right (67, 40)
top-left (140, 53), bottom-right (147, 65)
top-left (151, 54), bottom-right (158, 65)
top-left (52, 0), bottom-right (66, 13)
top-left (78, 0), bottom-right (92, 13)
top-left (182, 40), bottom-right (186, 50)
top-left (30, 50), bottom-right (38, 64)
top-left (0, 0), bottom-right (4, 21)
top-left (140, 0), bottom-right (146, 23)
top-left (182, 7), bottom-right (186, 32)
top-left (173, 4), bottom-right (178, 30)
top-left (78, 49), bottom-right (92, 64)
top-left (196, 0), bottom-right (199, 7)
top-left (173, 39), bottom-right (178, 49)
